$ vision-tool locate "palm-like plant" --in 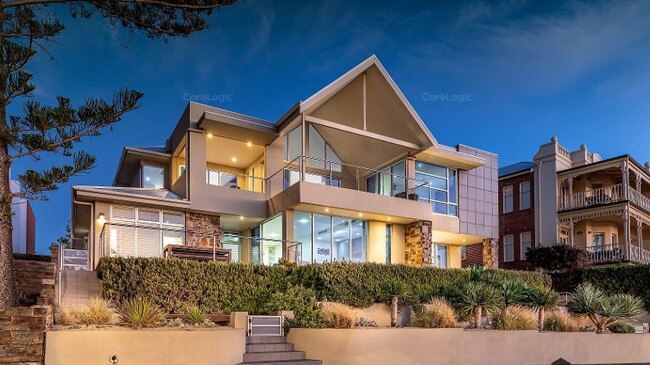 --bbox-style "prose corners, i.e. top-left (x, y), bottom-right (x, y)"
top-left (380, 279), bottom-right (407, 327)
top-left (525, 287), bottom-right (560, 331)
top-left (568, 283), bottom-right (643, 333)
top-left (500, 281), bottom-right (529, 308)
top-left (457, 282), bottom-right (501, 329)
